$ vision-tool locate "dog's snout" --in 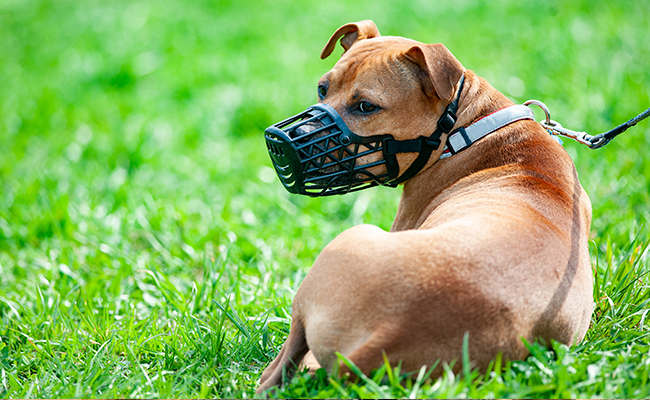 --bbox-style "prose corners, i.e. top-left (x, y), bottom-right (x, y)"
top-left (291, 116), bottom-right (326, 139)
top-left (293, 123), bottom-right (318, 137)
